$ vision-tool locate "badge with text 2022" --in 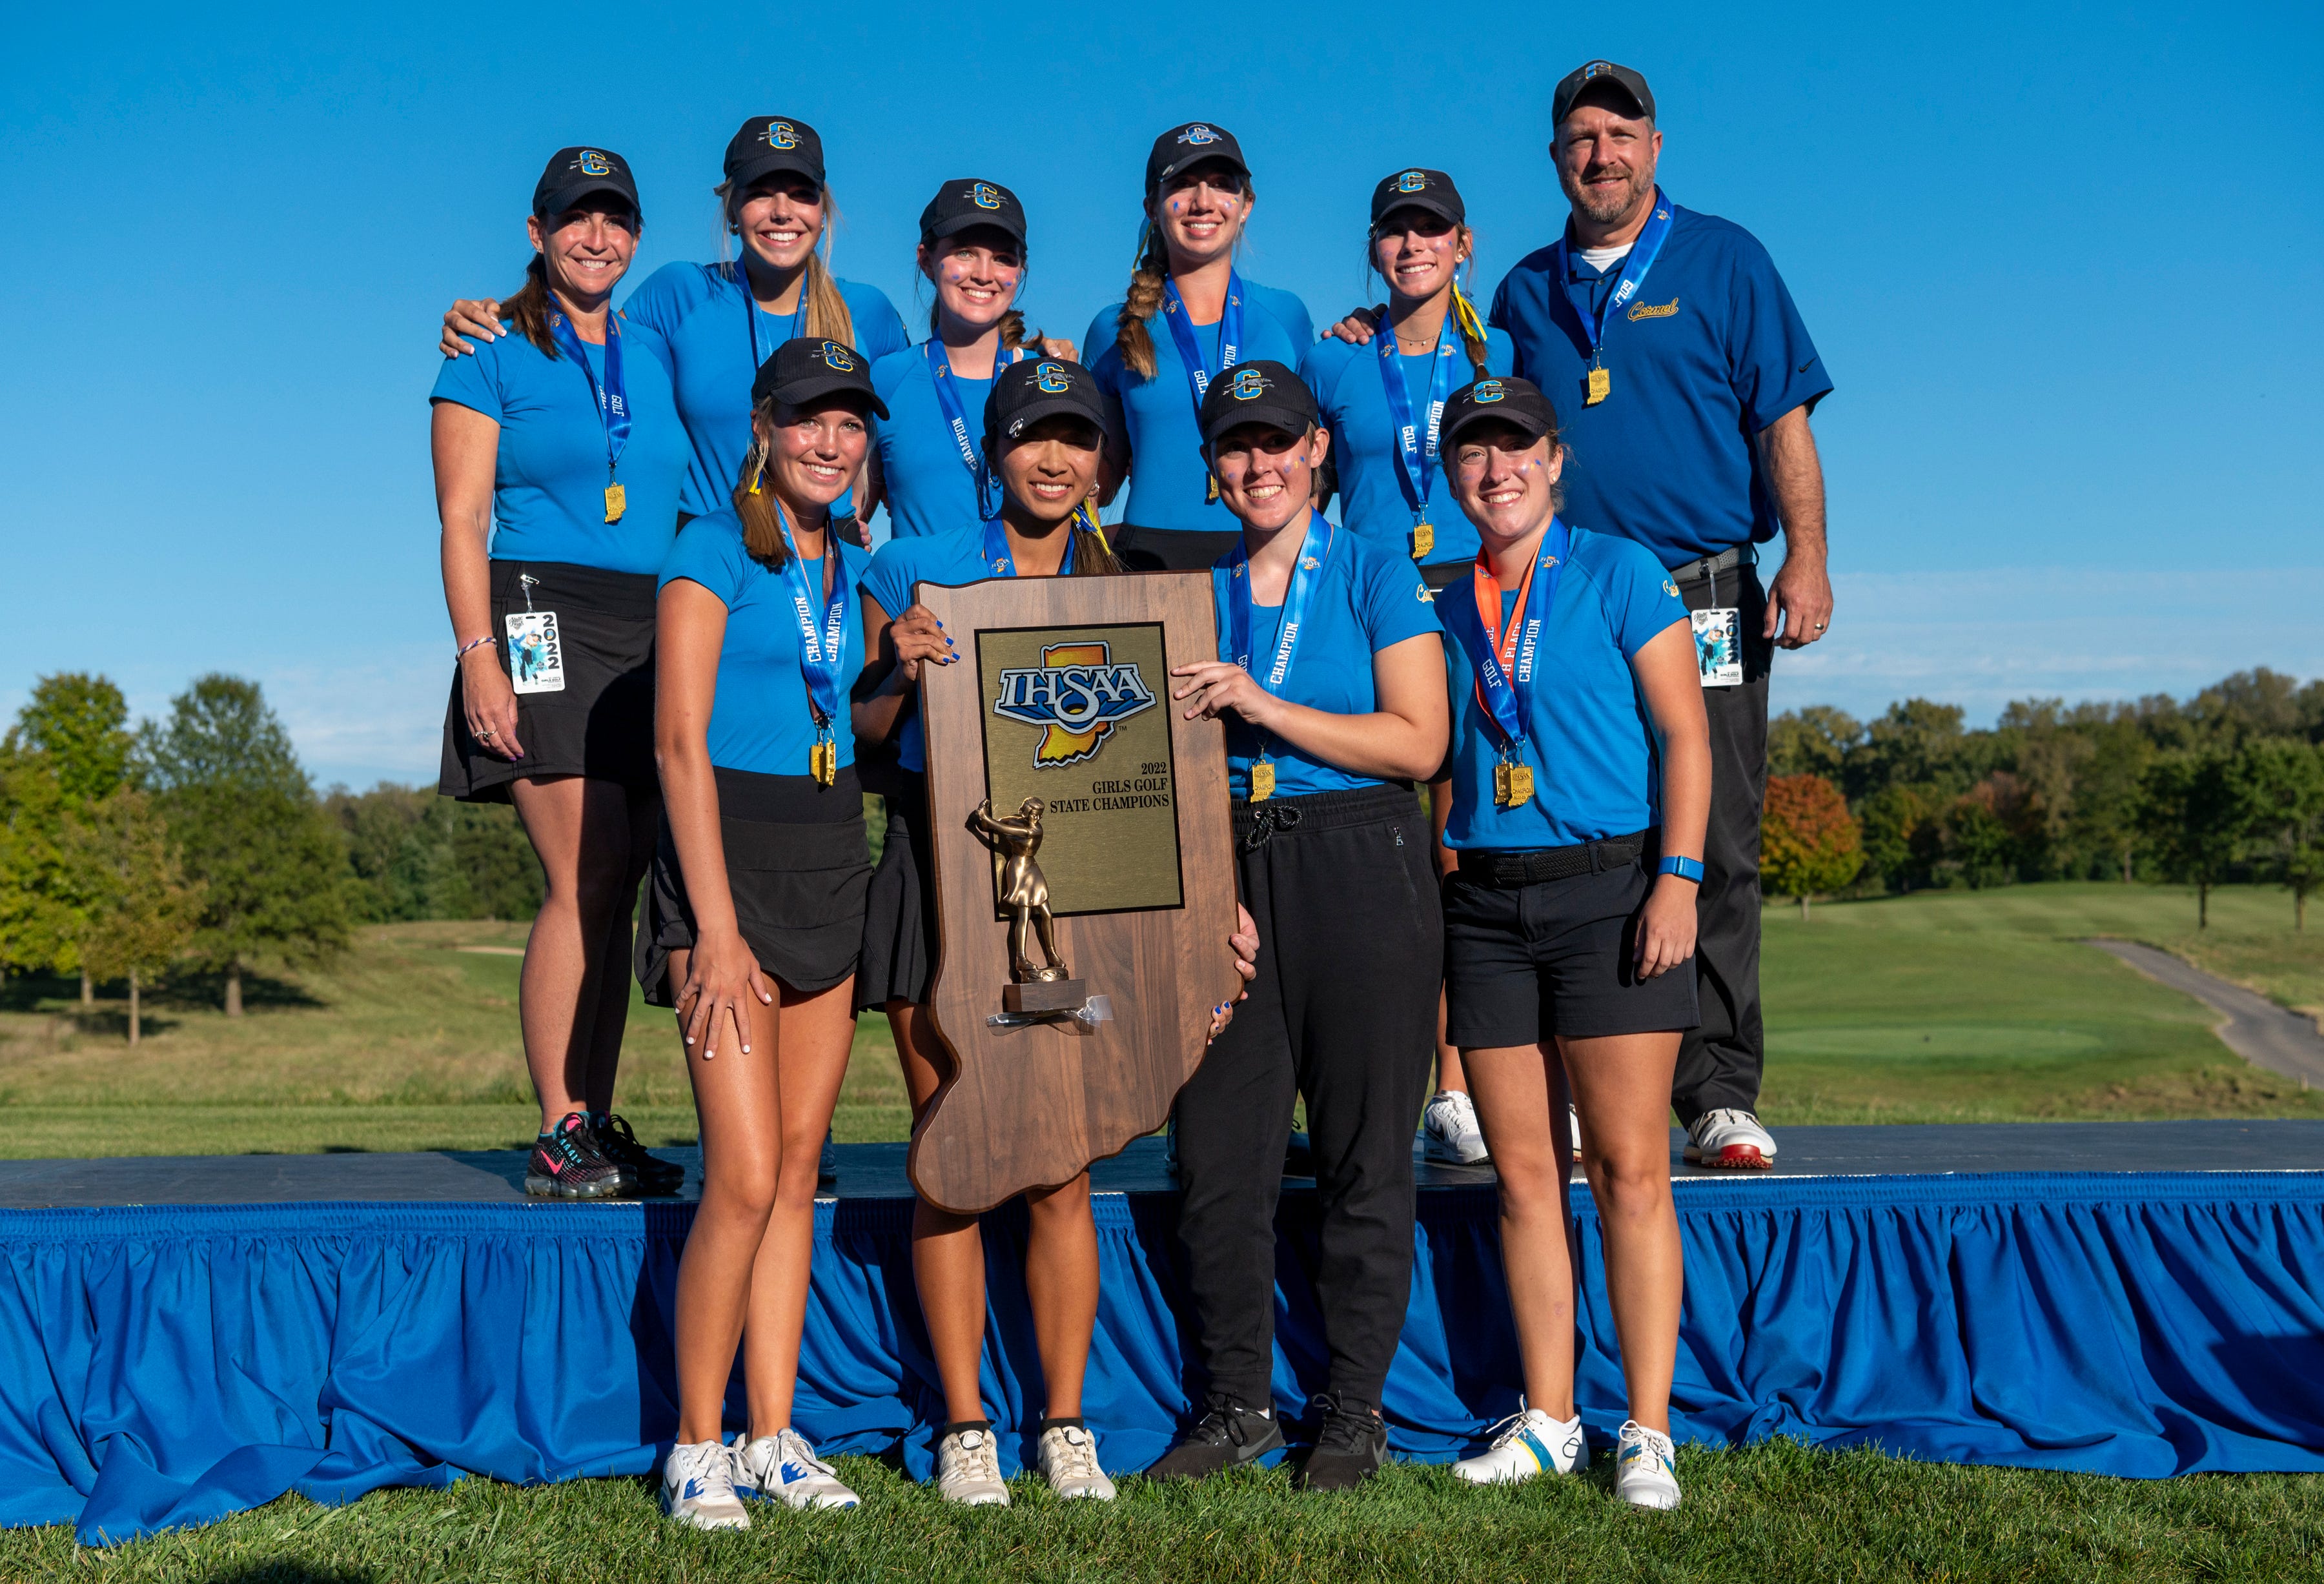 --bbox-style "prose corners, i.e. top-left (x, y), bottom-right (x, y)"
top-left (503, 610), bottom-right (566, 694)
top-left (975, 622), bottom-right (1183, 916)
